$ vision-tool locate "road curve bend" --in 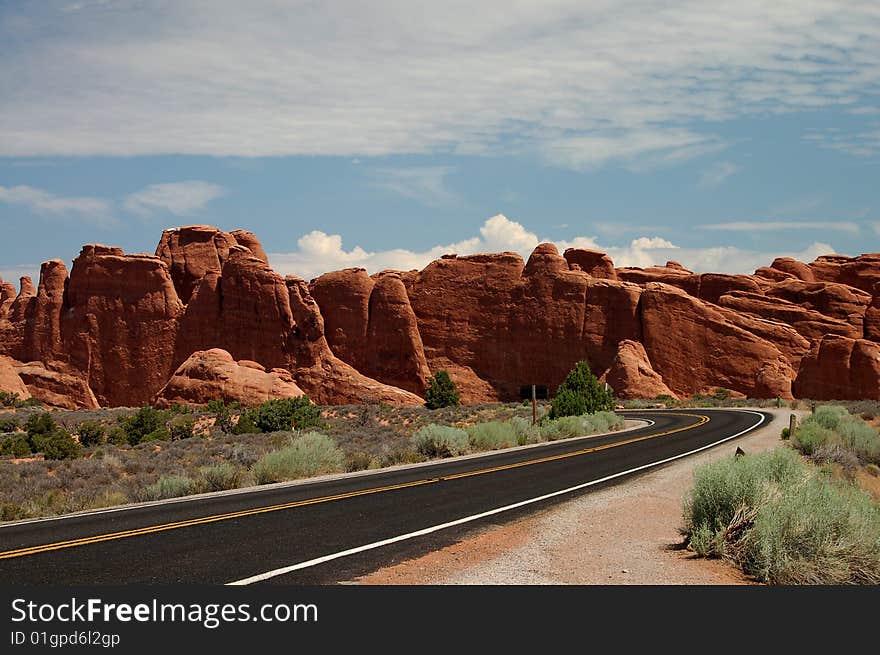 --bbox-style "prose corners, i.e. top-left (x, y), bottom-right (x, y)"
top-left (0, 408), bottom-right (770, 584)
